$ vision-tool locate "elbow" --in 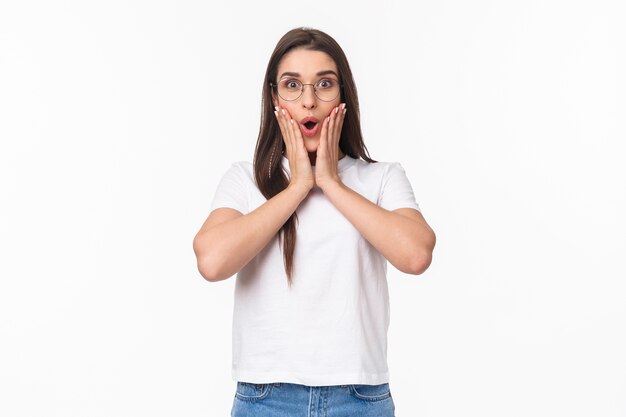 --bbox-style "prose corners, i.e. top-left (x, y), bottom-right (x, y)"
top-left (193, 235), bottom-right (225, 282)
top-left (196, 256), bottom-right (224, 282)
top-left (409, 231), bottom-right (436, 275)
top-left (410, 250), bottom-right (433, 275)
